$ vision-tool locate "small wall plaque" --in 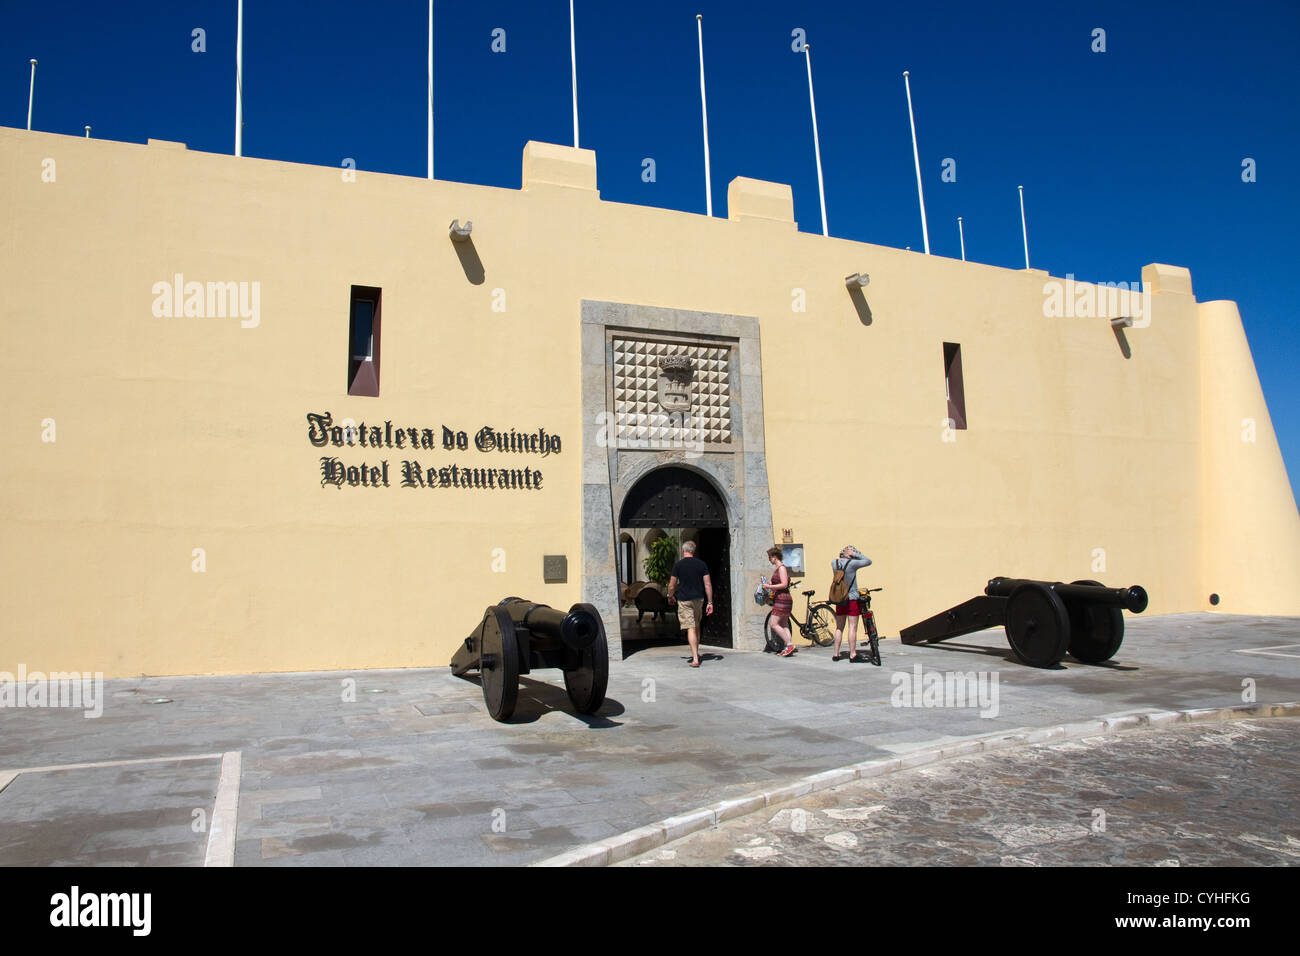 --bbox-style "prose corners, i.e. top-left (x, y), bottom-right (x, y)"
top-left (543, 554), bottom-right (568, 583)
